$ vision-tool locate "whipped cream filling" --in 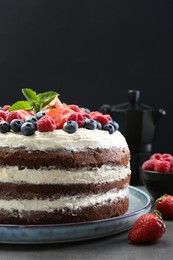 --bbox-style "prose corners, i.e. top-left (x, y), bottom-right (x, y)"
top-left (0, 128), bottom-right (128, 151)
top-left (0, 187), bottom-right (129, 212)
top-left (0, 165), bottom-right (131, 184)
